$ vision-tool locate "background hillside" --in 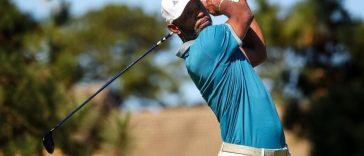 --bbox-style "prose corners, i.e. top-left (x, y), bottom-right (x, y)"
top-left (127, 105), bottom-right (310, 156)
